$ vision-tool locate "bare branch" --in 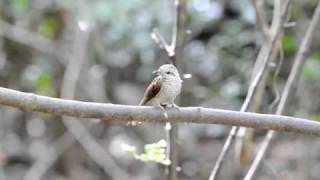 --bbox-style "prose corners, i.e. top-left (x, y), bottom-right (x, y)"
top-left (168, 0), bottom-right (187, 179)
top-left (244, 1), bottom-right (320, 179)
top-left (252, 0), bottom-right (270, 40)
top-left (276, 4), bottom-right (320, 115)
top-left (234, 0), bottom-right (288, 165)
top-left (151, 0), bottom-right (187, 179)
top-left (0, 87), bottom-right (320, 136)
top-left (171, 0), bottom-right (187, 64)
top-left (151, 28), bottom-right (174, 57)
top-left (209, 0), bottom-right (292, 178)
